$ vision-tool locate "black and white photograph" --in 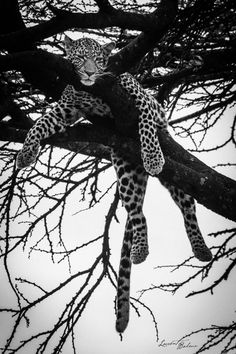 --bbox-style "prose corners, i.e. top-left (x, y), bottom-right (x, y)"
top-left (0, 0), bottom-right (235, 353)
